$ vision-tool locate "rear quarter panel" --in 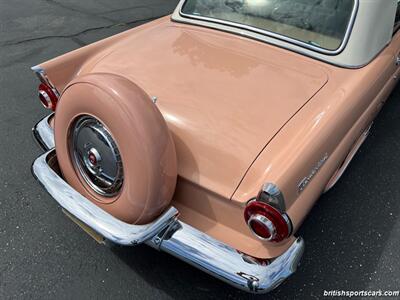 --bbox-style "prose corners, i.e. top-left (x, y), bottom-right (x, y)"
top-left (233, 35), bottom-right (400, 231)
top-left (37, 17), bottom-right (170, 93)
